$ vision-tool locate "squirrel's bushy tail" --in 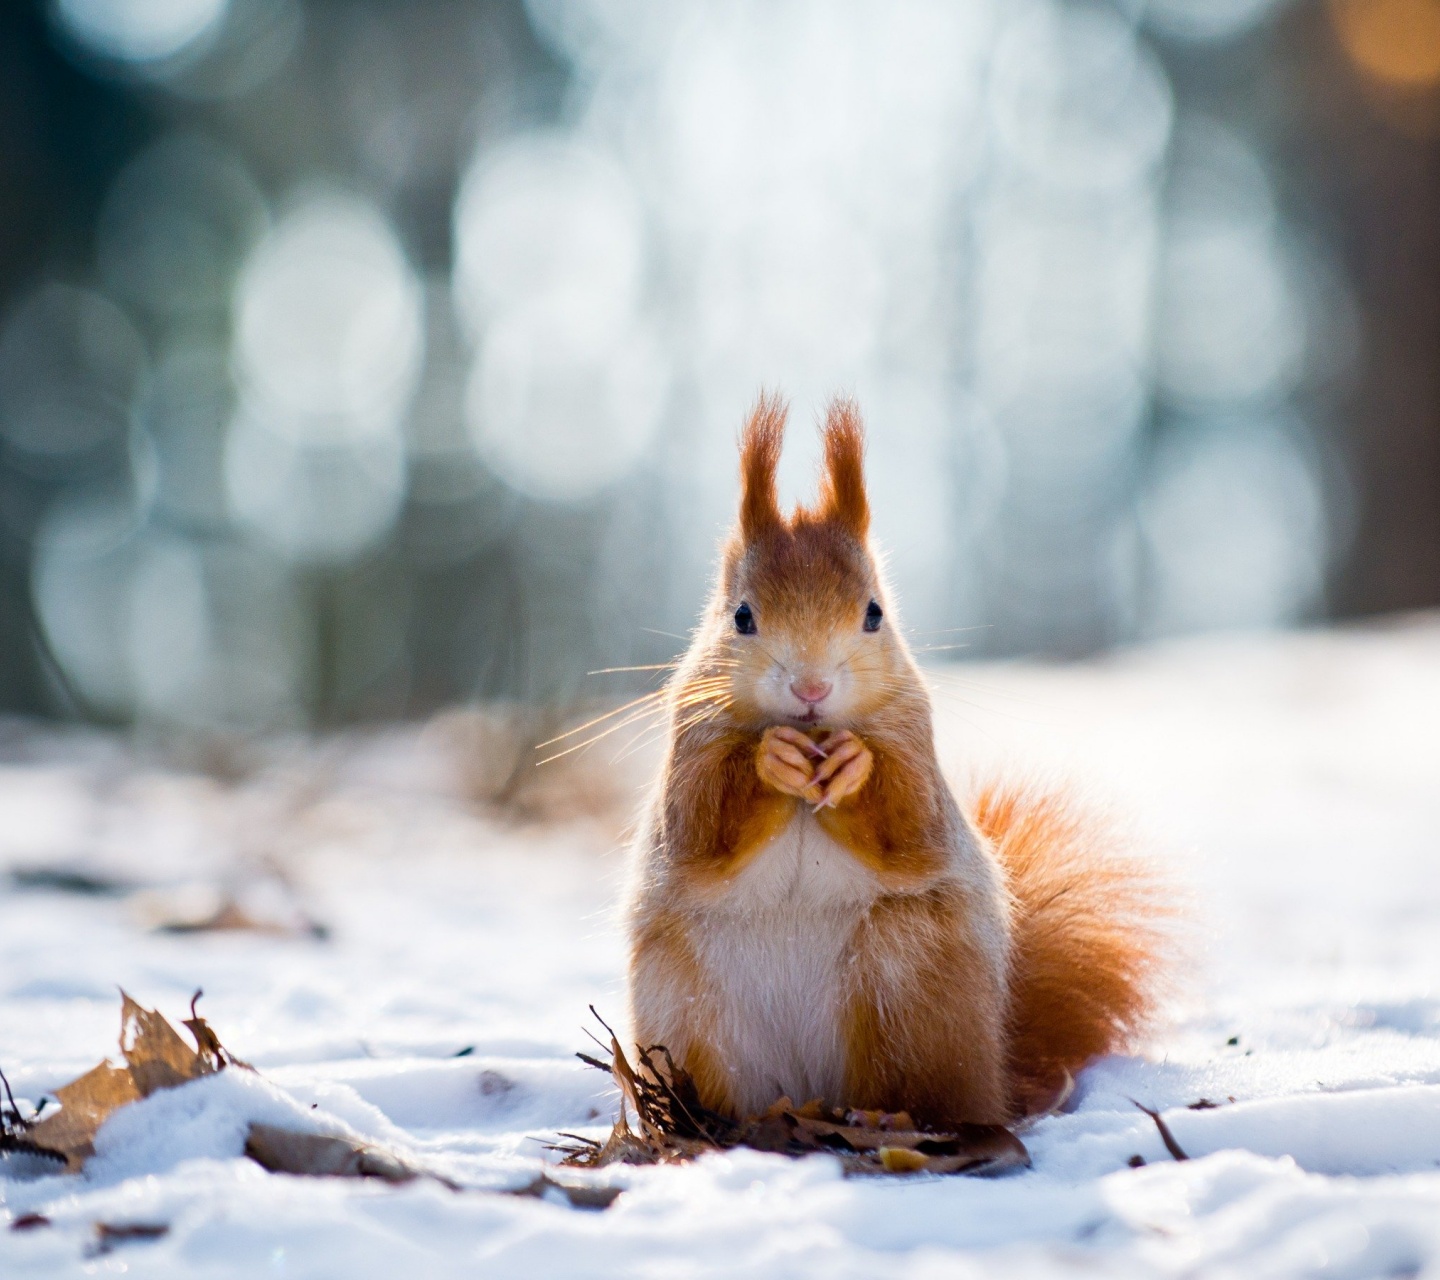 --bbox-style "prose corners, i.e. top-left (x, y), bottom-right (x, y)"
top-left (971, 783), bottom-right (1175, 1115)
